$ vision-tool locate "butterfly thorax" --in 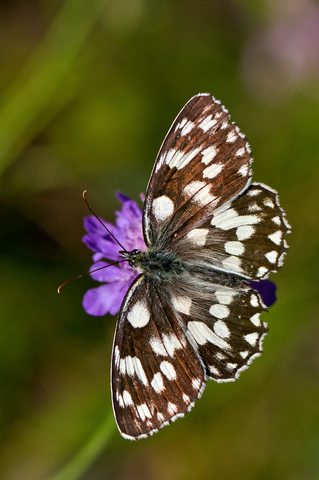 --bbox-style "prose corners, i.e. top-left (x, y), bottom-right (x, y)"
top-left (120, 247), bottom-right (184, 280)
